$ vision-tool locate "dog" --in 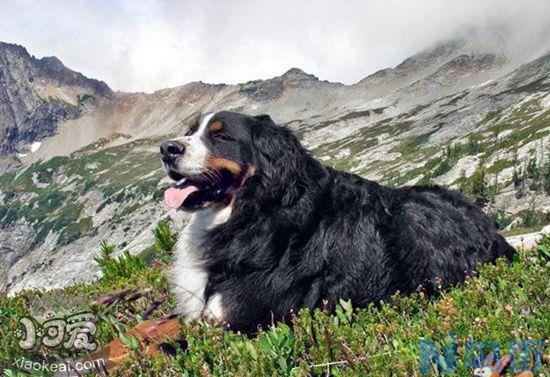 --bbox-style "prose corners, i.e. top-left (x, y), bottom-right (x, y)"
top-left (160, 111), bottom-right (515, 334)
